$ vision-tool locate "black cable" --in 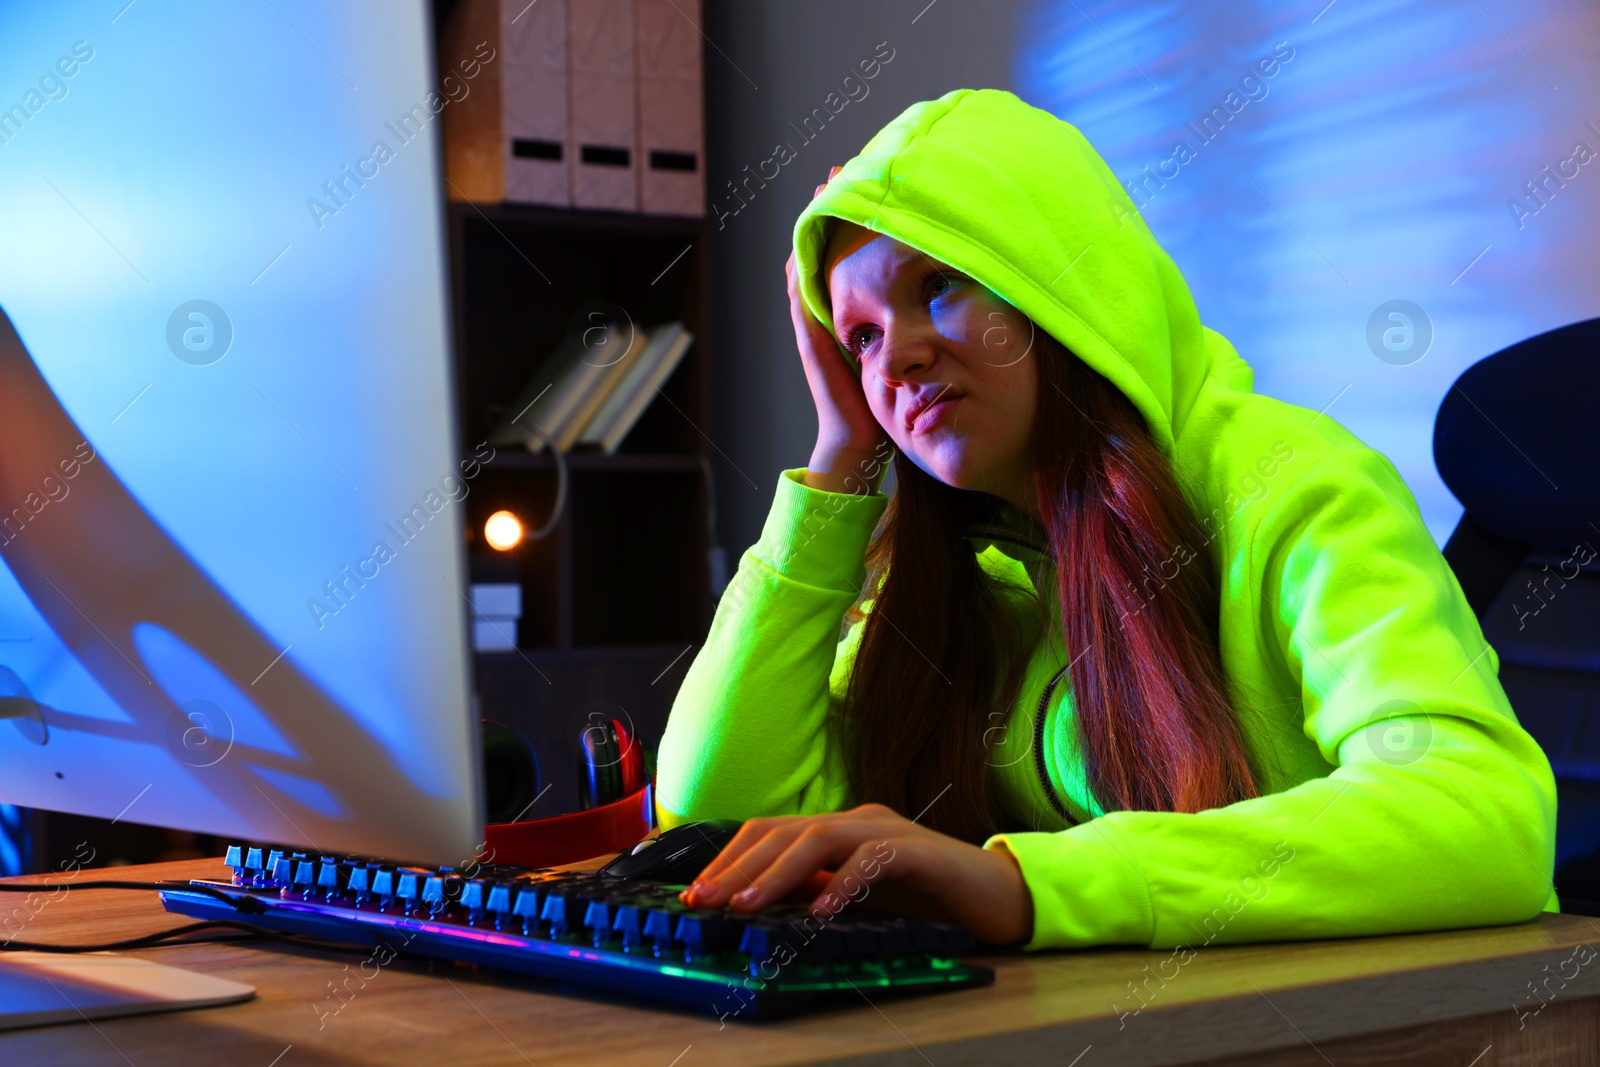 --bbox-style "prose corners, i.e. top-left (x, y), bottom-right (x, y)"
top-left (0, 879), bottom-right (262, 914)
top-left (0, 917), bottom-right (411, 958)
top-left (5, 919), bottom-right (304, 953)
top-left (0, 881), bottom-right (433, 958)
